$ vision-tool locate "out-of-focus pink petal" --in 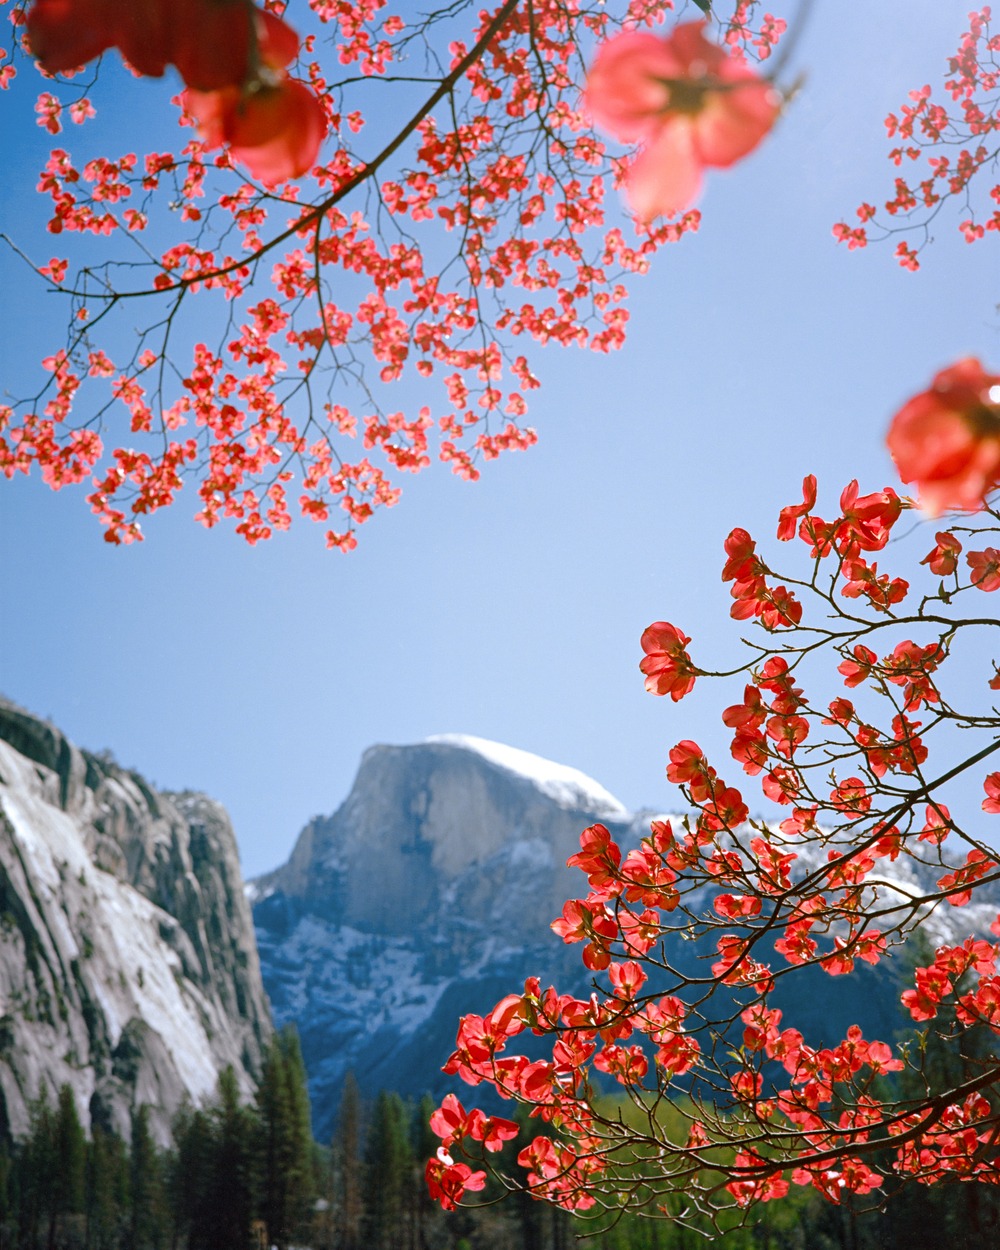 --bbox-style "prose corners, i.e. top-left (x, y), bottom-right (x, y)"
top-left (626, 121), bottom-right (702, 220)
top-left (257, 8), bottom-right (300, 69)
top-left (694, 80), bottom-right (779, 167)
top-left (184, 74), bottom-right (326, 186)
top-left (182, 85), bottom-right (239, 149)
top-left (917, 439), bottom-right (1000, 516)
top-left (171, 0), bottom-right (254, 91)
top-left (666, 19), bottom-right (728, 76)
top-left (114, 0), bottom-right (174, 77)
top-left (583, 31), bottom-right (680, 142)
top-left (887, 359), bottom-right (1000, 515)
top-left (27, 0), bottom-right (116, 73)
top-left (228, 78), bottom-right (328, 186)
